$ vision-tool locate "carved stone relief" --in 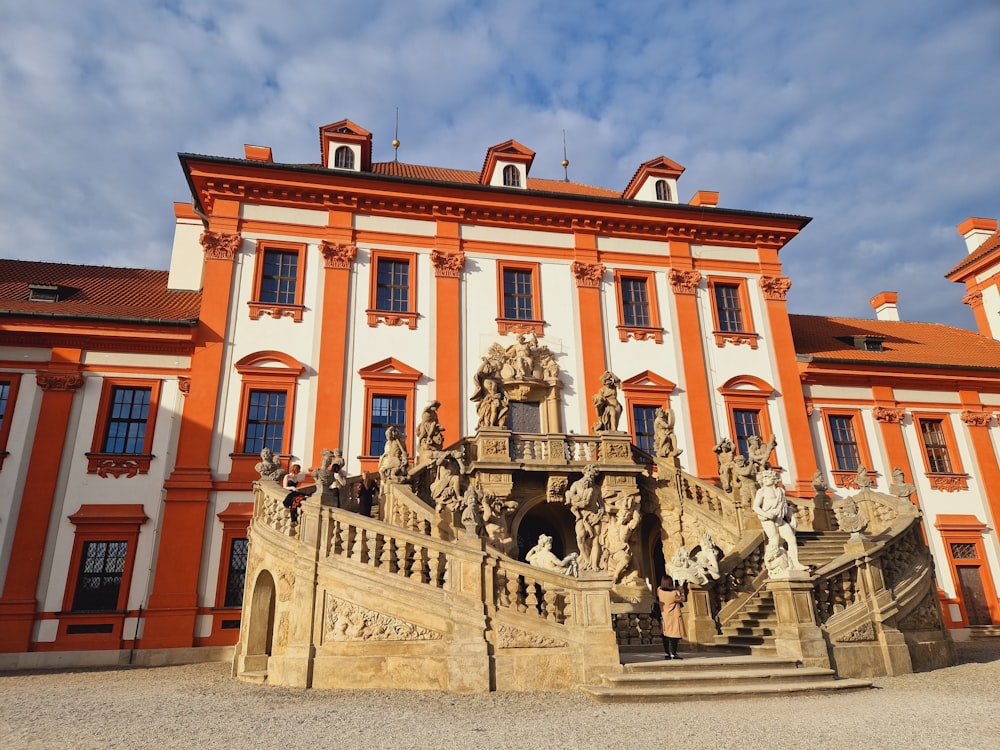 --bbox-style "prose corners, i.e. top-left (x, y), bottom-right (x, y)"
top-left (496, 623), bottom-right (567, 649)
top-left (324, 598), bottom-right (442, 641)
